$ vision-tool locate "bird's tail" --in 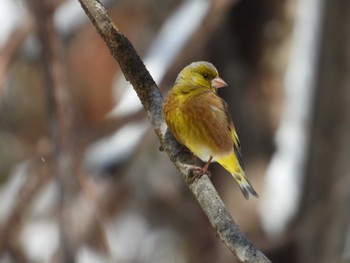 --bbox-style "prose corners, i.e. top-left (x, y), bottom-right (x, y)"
top-left (216, 154), bottom-right (258, 199)
top-left (232, 172), bottom-right (258, 200)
